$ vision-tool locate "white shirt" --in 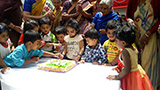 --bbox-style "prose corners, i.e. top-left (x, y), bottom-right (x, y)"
top-left (64, 35), bottom-right (83, 59)
top-left (0, 39), bottom-right (12, 59)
